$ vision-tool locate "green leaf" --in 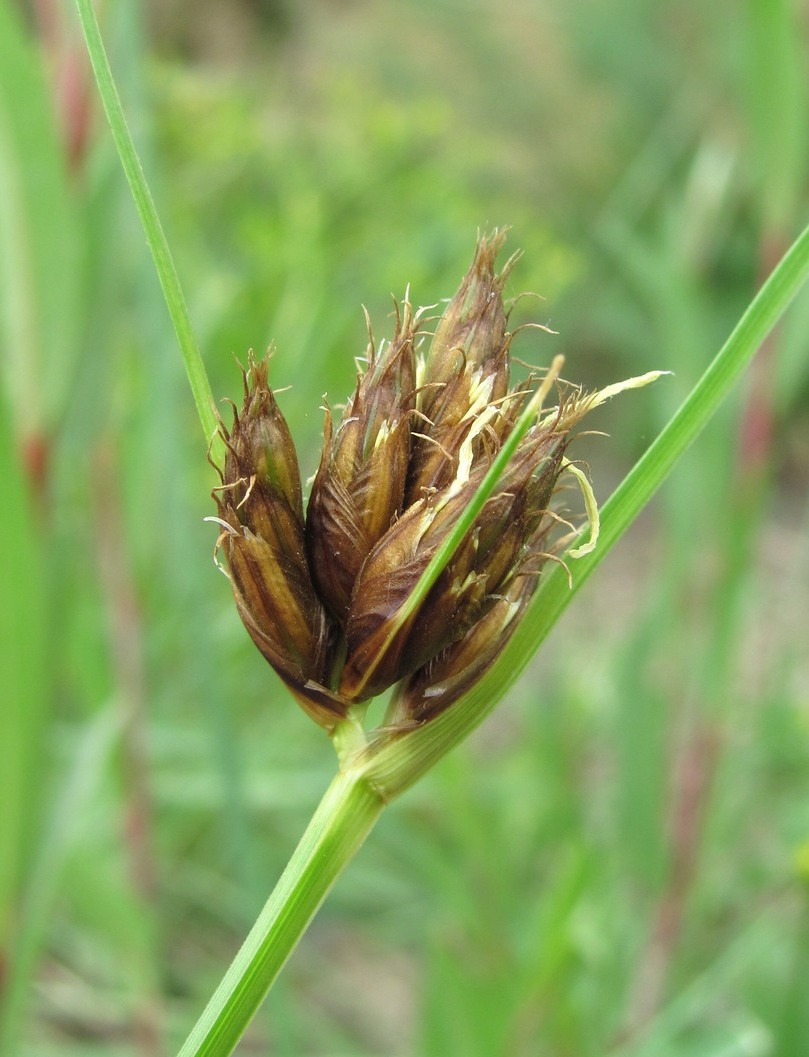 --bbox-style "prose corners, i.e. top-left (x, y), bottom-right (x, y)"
top-left (747, 0), bottom-right (807, 236)
top-left (0, 0), bottom-right (81, 435)
top-left (74, 0), bottom-right (221, 459)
